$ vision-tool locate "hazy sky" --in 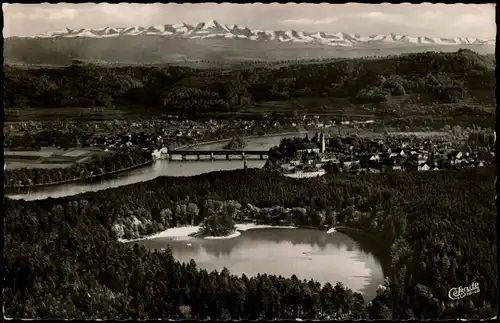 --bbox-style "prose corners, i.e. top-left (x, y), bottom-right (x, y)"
top-left (3, 3), bottom-right (496, 38)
